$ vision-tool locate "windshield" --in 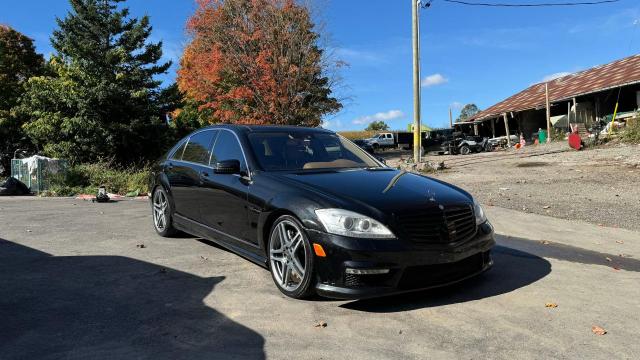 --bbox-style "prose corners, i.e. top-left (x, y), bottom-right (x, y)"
top-left (248, 131), bottom-right (381, 171)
